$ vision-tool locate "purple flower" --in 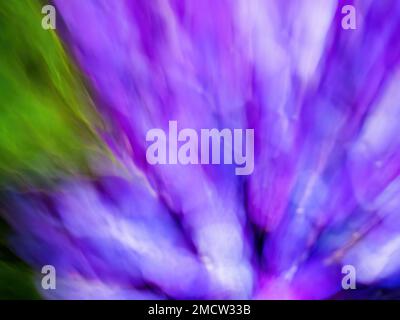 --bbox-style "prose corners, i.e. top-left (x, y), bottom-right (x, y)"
top-left (4, 0), bottom-right (400, 299)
